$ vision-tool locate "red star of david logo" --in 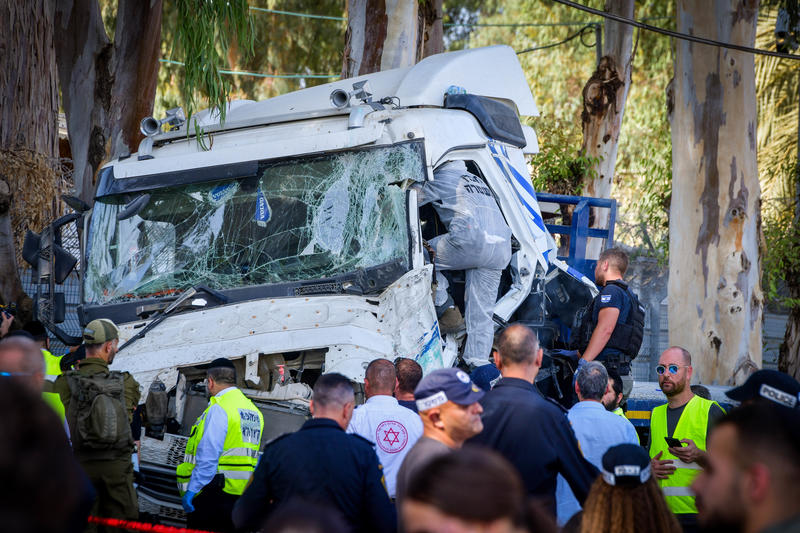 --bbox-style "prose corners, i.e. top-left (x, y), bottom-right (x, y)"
top-left (383, 427), bottom-right (401, 446)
